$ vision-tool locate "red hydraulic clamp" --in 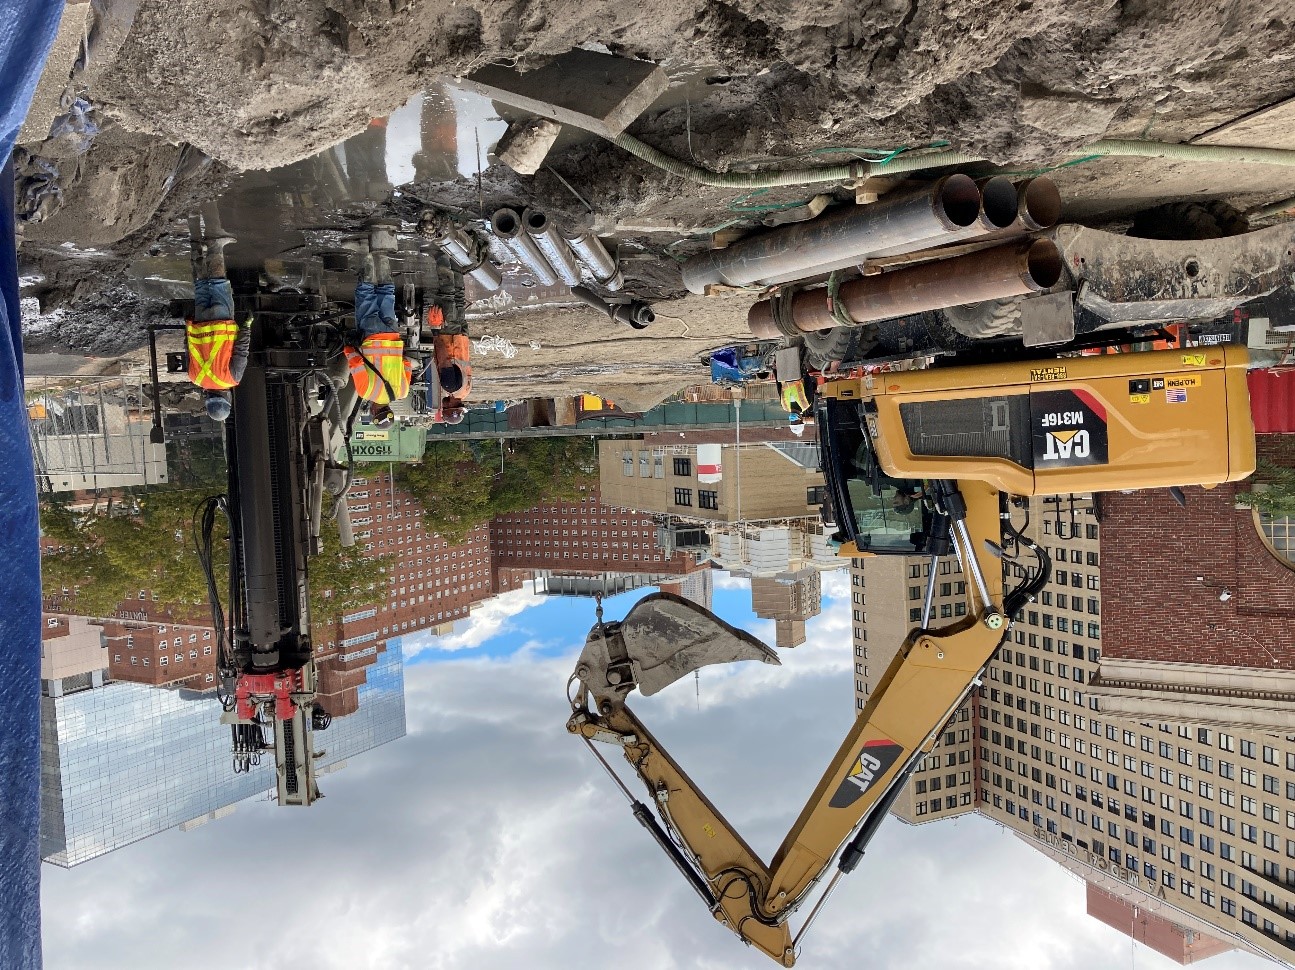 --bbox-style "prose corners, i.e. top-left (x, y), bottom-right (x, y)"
top-left (235, 669), bottom-right (305, 722)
